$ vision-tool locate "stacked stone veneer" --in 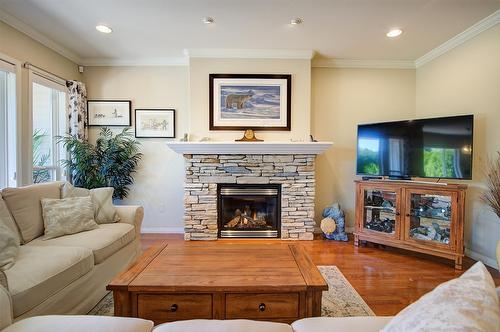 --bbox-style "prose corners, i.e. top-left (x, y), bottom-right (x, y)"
top-left (183, 154), bottom-right (316, 240)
